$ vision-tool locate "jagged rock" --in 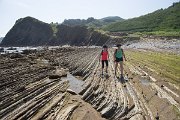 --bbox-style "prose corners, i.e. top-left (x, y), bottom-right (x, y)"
top-left (55, 67), bottom-right (67, 77)
top-left (22, 49), bottom-right (37, 55)
top-left (7, 47), bottom-right (17, 50)
top-left (67, 89), bottom-right (77, 95)
top-left (9, 53), bottom-right (23, 59)
top-left (0, 47), bottom-right (4, 52)
top-left (49, 75), bottom-right (61, 79)
top-left (49, 68), bottom-right (67, 79)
